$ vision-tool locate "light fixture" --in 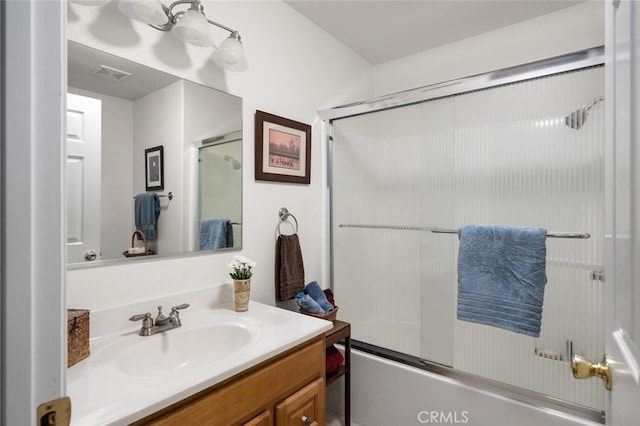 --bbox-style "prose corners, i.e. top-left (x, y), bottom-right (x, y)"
top-left (117, 0), bottom-right (168, 26)
top-left (117, 0), bottom-right (248, 71)
top-left (211, 32), bottom-right (248, 72)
